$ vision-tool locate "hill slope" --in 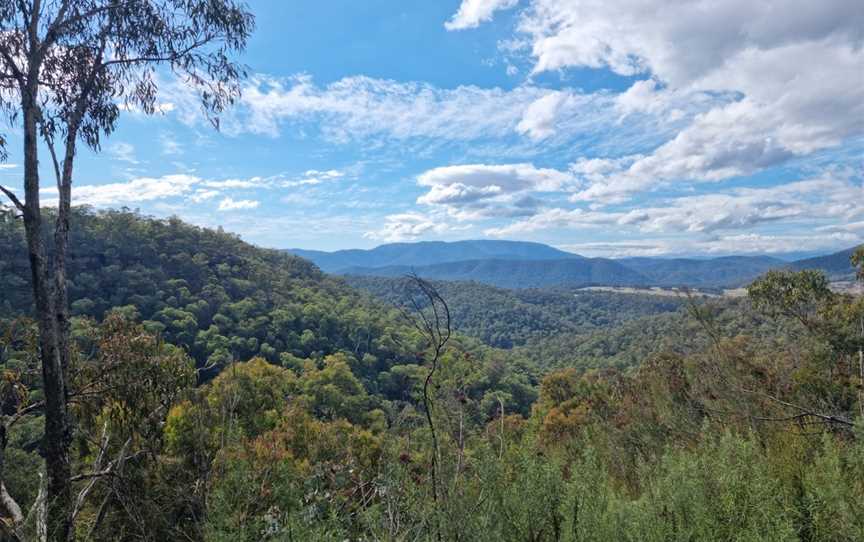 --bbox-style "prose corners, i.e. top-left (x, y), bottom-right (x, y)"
top-left (341, 257), bottom-right (647, 289)
top-left (791, 245), bottom-right (860, 278)
top-left (0, 208), bottom-right (416, 378)
top-left (345, 276), bottom-right (682, 348)
top-left (325, 243), bottom-right (860, 289)
top-left (620, 255), bottom-right (784, 287)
